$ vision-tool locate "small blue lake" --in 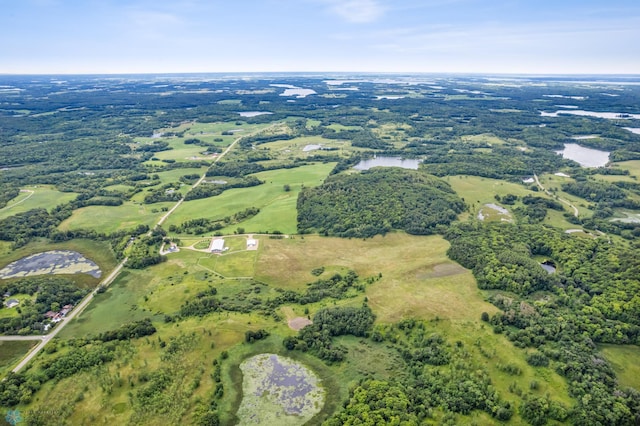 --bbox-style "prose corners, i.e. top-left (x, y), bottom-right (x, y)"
top-left (353, 156), bottom-right (420, 171)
